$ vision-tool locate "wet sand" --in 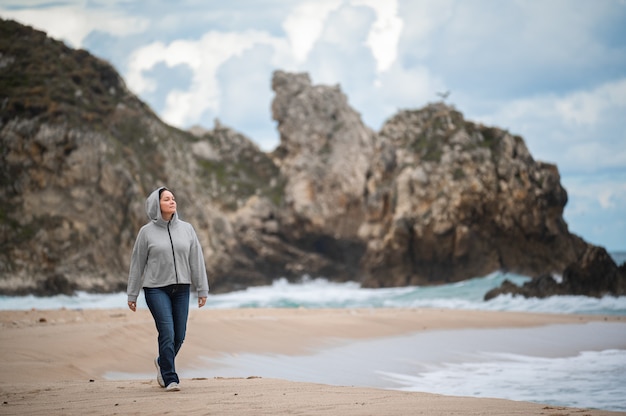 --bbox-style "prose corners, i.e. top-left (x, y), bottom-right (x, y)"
top-left (0, 307), bottom-right (624, 415)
